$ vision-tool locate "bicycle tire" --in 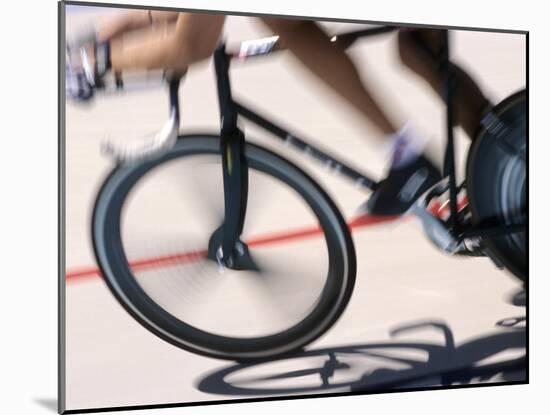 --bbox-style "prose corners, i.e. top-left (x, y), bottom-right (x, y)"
top-left (92, 135), bottom-right (356, 361)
